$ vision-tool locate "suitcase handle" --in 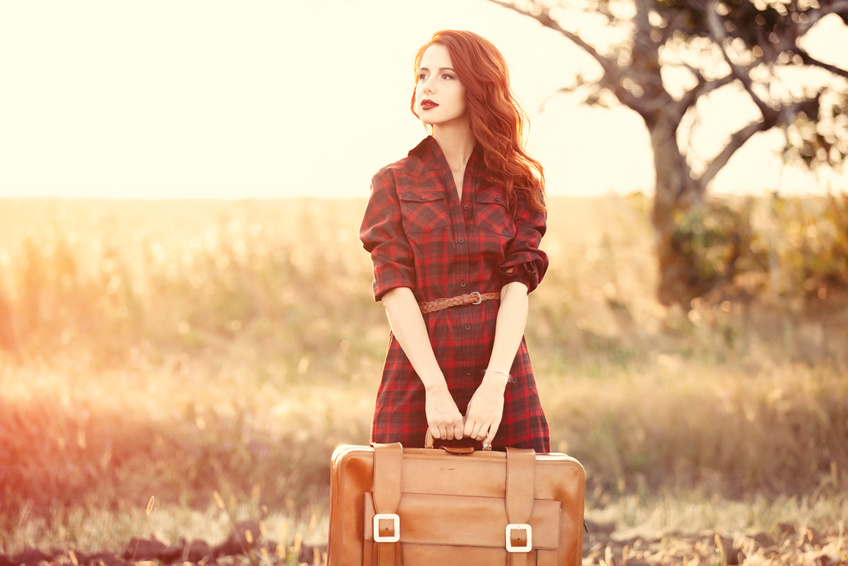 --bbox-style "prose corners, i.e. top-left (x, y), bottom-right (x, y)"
top-left (424, 429), bottom-right (488, 454)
